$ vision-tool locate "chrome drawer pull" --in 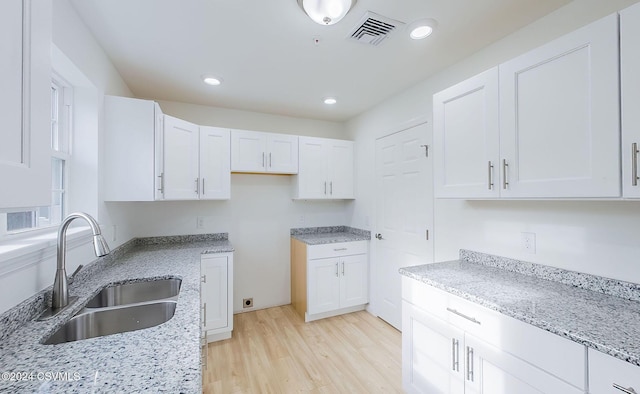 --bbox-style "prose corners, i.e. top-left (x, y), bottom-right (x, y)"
top-left (447, 307), bottom-right (481, 325)
top-left (613, 383), bottom-right (637, 394)
top-left (466, 346), bottom-right (474, 382)
top-left (633, 143), bottom-right (639, 187)
top-left (333, 248), bottom-right (348, 251)
top-left (452, 338), bottom-right (459, 371)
